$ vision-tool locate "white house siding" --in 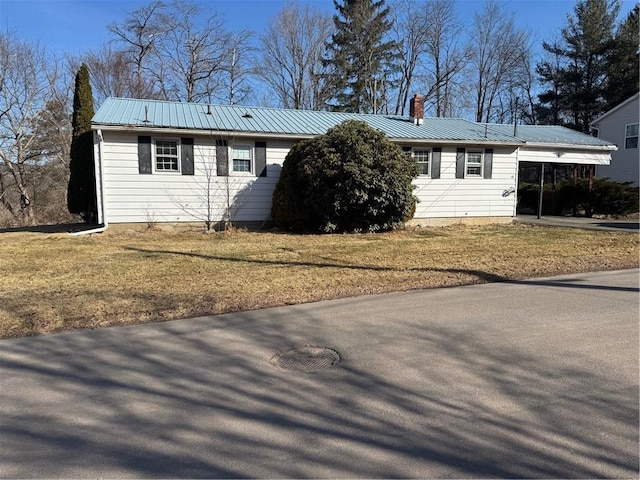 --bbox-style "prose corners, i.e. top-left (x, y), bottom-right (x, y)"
top-left (412, 147), bottom-right (518, 221)
top-left (517, 147), bottom-right (612, 165)
top-left (98, 130), bottom-right (295, 224)
top-left (97, 132), bottom-right (522, 225)
top-left (592, 95), bottom-right (639, 186)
